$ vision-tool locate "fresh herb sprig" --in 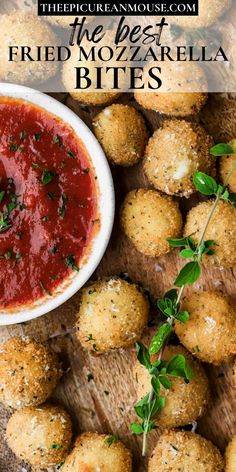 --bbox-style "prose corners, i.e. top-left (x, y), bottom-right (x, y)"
top-left (131, 143), bottom-right (236, 456)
